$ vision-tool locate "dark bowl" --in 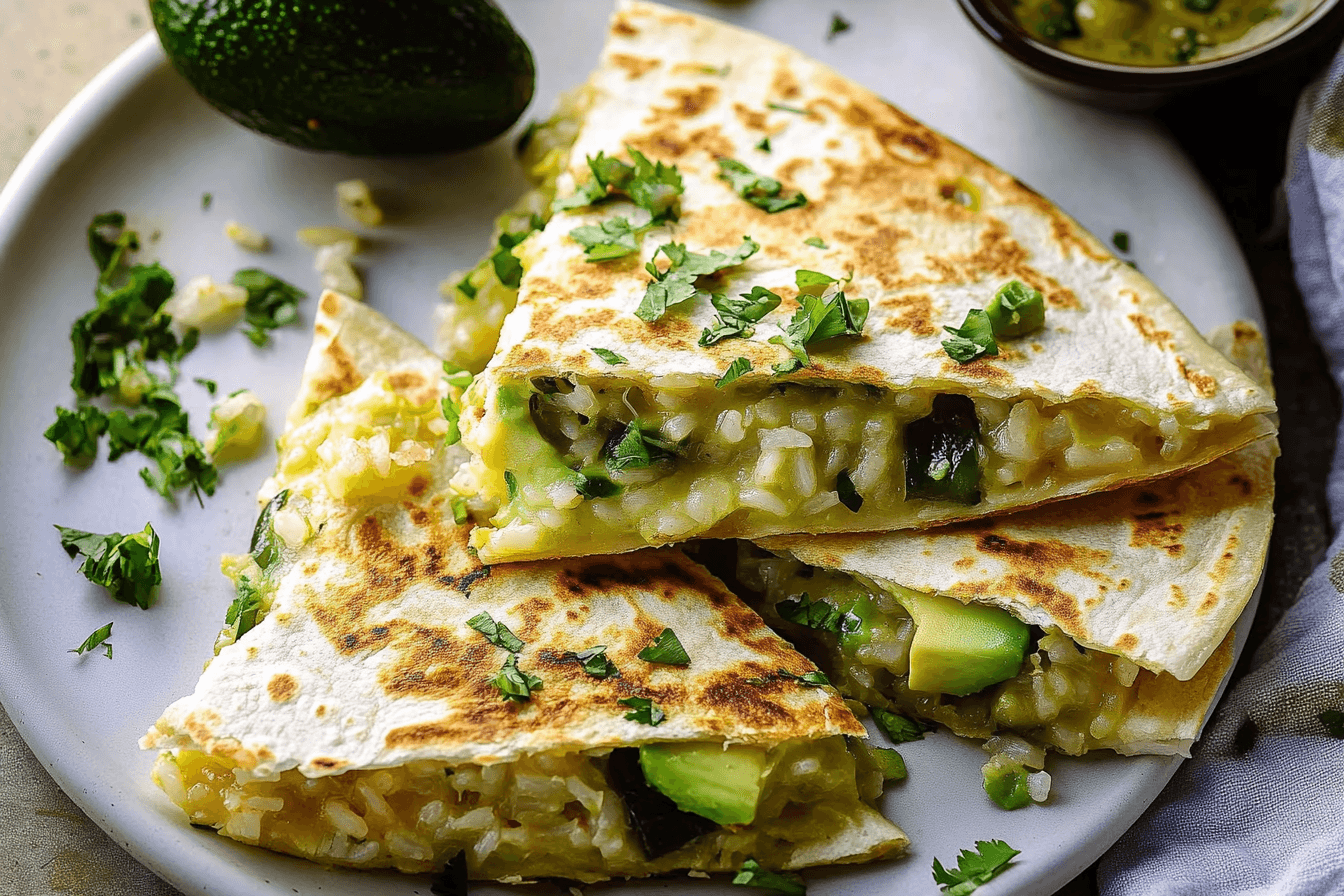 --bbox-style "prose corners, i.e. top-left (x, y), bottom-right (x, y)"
top-left (955, 0), bottom-right (1344, 110)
